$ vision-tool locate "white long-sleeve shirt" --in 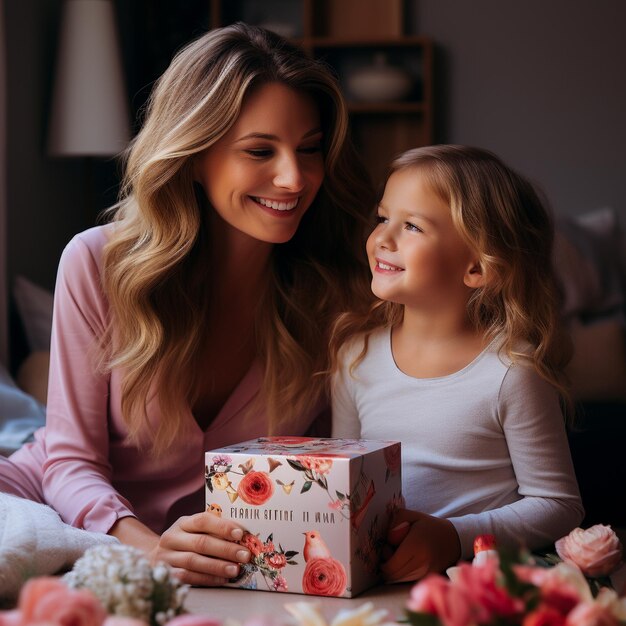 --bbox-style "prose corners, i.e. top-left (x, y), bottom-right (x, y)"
top-left (332, 328), bottom-right (584, 558)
